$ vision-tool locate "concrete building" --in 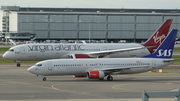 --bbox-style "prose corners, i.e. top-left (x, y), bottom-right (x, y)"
top-left (0, 6), bottom-right (180, 43)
